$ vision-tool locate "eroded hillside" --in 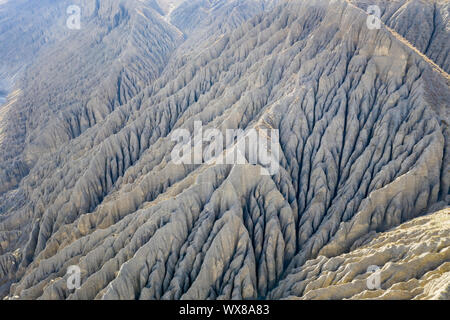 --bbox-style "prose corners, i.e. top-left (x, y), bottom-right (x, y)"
top-left (0, 0), bottom-right (448, 299)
